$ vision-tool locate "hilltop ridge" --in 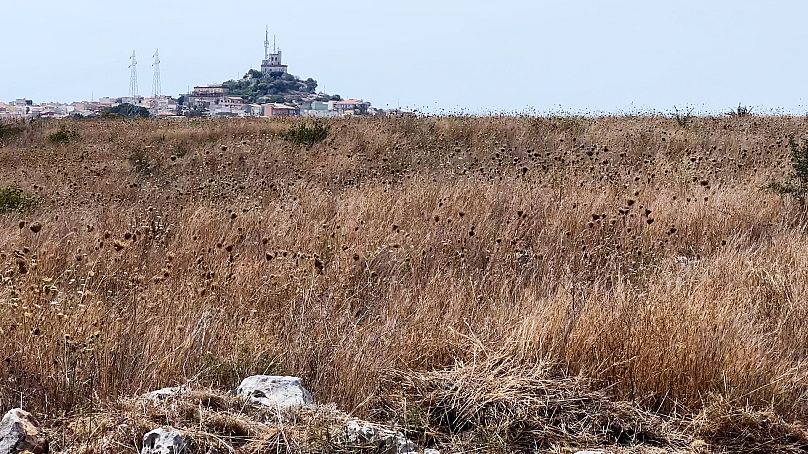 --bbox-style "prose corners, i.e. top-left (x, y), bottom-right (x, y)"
top-left (221, 69), bottom-right (341, 105)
